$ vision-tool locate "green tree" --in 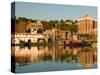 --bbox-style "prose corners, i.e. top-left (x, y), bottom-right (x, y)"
top-left (69, 20), bottom-right (78, 40)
